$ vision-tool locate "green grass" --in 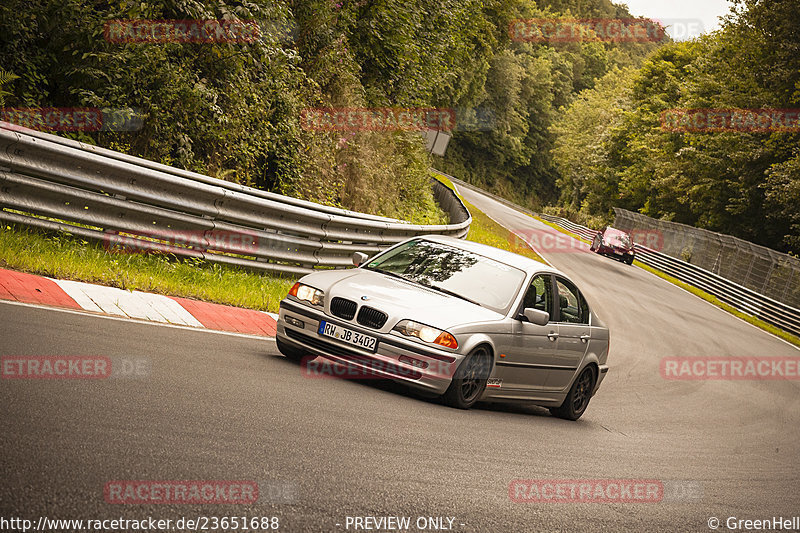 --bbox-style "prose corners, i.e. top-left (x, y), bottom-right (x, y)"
top-left (536, 214), bottom-right (800, 347)
top-left (18, 172), bottom-right (788, 345)
top-left (433, 172), bottom-right (458, 193)
top-left (432, 172), bottom-right (546, 264)
top-left (0, 177), bottom-right (548, 313)
top-left (0, 224), bottom-right (296, 312)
